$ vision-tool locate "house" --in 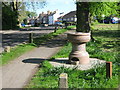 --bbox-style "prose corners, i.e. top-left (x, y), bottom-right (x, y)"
top-left (58, 11), bottom-right (77, 22)
top-left (38, 10), bottom-right (58, 25)
top-left (57, 16), bottom-right (63, 22)
top-left (27, 17), bottom-right (37, 26)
